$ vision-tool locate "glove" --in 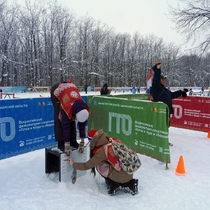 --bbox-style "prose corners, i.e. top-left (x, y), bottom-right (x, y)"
top-left (181, 88), bottom-right (188, 97)
top-left (151, 63), bottom-right (161, 71)
top-left (64, 142), bottom-right (71, 156)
